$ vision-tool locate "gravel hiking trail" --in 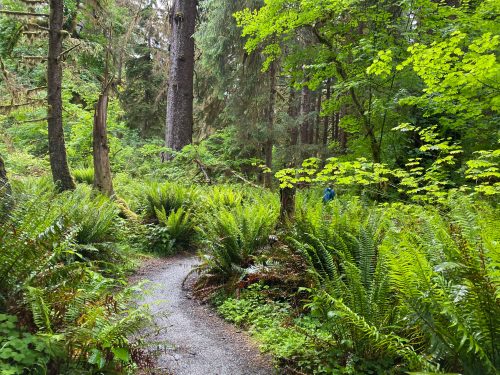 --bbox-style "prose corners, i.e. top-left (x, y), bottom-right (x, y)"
top-left (133, 254), bottom-right (275, 375)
